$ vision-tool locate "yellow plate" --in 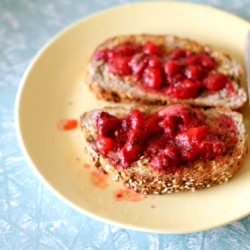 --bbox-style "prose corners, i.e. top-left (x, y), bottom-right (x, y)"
top-left (16, 2), bottom-right (250, 233)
